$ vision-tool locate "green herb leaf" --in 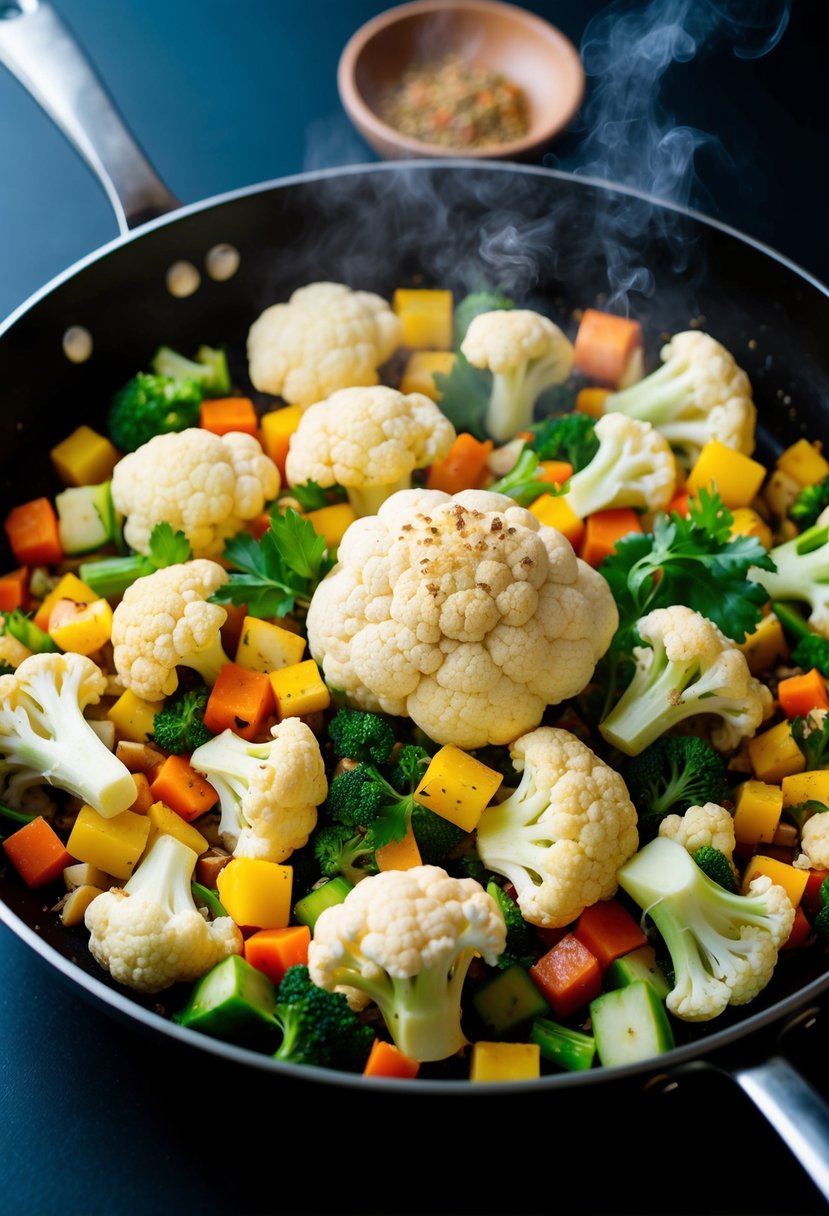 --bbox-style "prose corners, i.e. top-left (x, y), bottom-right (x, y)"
top-left (792, 714), bottom-right (829, 770)
top-left (148, 521), bottom-right (192, 567)
top-left (432, 353), bottom-right (491, 439)
top-left (289, 480), bottom-right (346, 512)
top-left (211, 509), bottom-right (332, 619)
